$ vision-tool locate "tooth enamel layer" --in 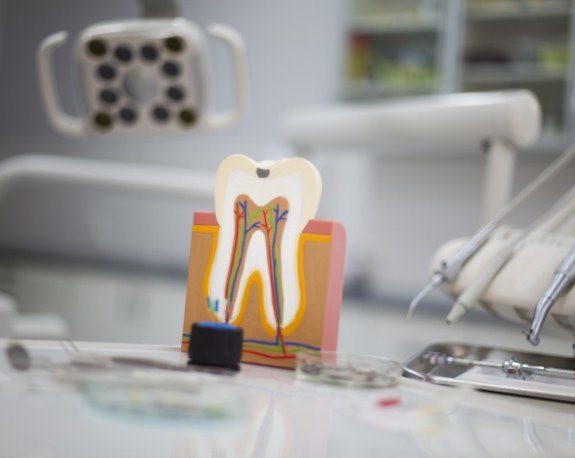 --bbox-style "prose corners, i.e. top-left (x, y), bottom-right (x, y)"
top-left (207, 155), bottom-right (322, 336)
